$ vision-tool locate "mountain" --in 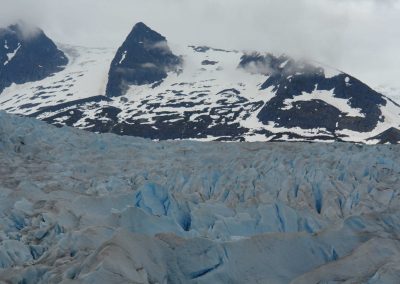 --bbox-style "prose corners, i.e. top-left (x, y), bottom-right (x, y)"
top-left (0, 23), bottom-right (68, 93)
top-left (0, 22), bottom-right (399, 143)
top-left (106, 22), bottom-right (182, 97)
top-left (1, 110), bottom-right (400, 283)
